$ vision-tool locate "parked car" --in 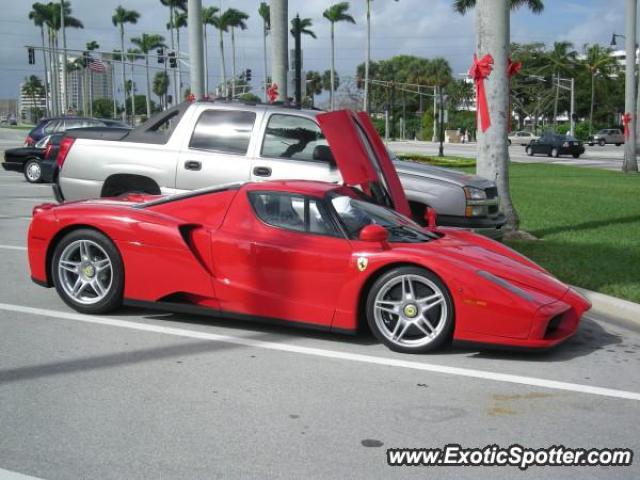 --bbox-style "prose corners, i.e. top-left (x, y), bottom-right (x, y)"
top-left (508, 131), bottom-right (539, 146)
top-left (54, 101), bottom-right (506, 238)
top-left (24, 116), bottom-right (129, 146)
top-left (28, 116), bottom-right (590, 353)
top-left (2, 135), bottom-right (49, 183)
top-left (525, 133), bottom-right (585, 158)
top-left (587, 129), bottom-right (624, 146)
